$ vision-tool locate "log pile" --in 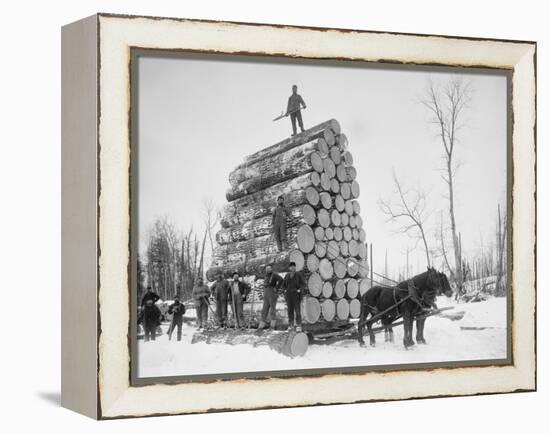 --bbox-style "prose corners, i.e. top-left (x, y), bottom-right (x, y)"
top-left (206, 119), bottom-right (370, 329)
